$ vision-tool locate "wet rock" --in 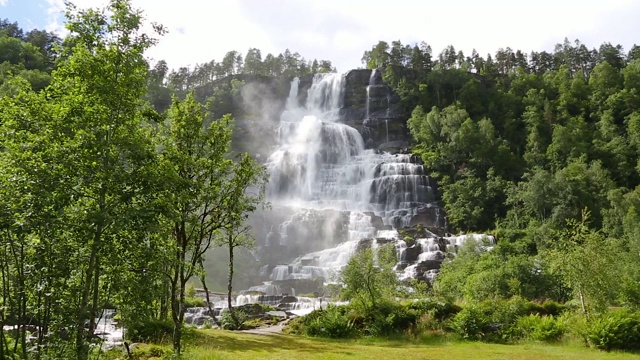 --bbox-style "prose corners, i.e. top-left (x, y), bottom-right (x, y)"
top-left (364, 212), bottom-right (385, 229)
top-left (266, 311), bottom-right (289, 319)
top-left (299, 257), bottom-right (316, 266)
top-left (403, 245), bottom-right (421, 262)
top-left (357, 238), bottom-right (373, 252)
top-left (375, 238), bottom-right (395, 245)
top-left (417, 260), bottom-right (442, 271)
top-left (377, 140), bottom-right (409, 154)
top-left (280, 296), bottom-right (298, 303)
